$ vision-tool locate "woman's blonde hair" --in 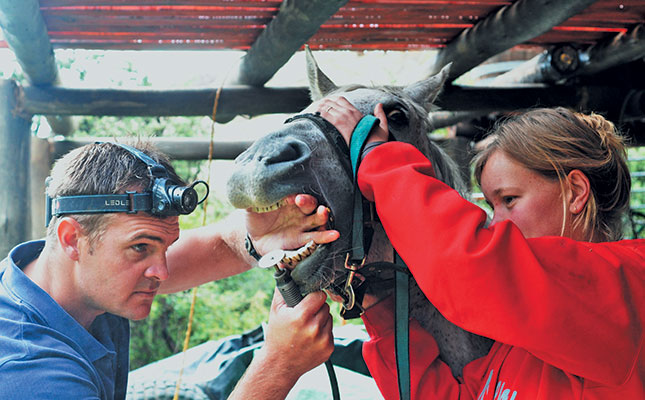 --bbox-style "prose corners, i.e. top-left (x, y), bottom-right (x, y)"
top-left (473, 107), bottom-right (631, 242)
